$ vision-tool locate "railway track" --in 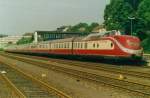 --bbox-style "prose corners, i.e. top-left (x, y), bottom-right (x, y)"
top-left (0, 74), bottom-right (15, 98)
top-left (3, 52), bottom-right (150, 79)
top-left (1, 53), bottom-right (150, 97)
top-left (0, 58), bottom-right (72, 98)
